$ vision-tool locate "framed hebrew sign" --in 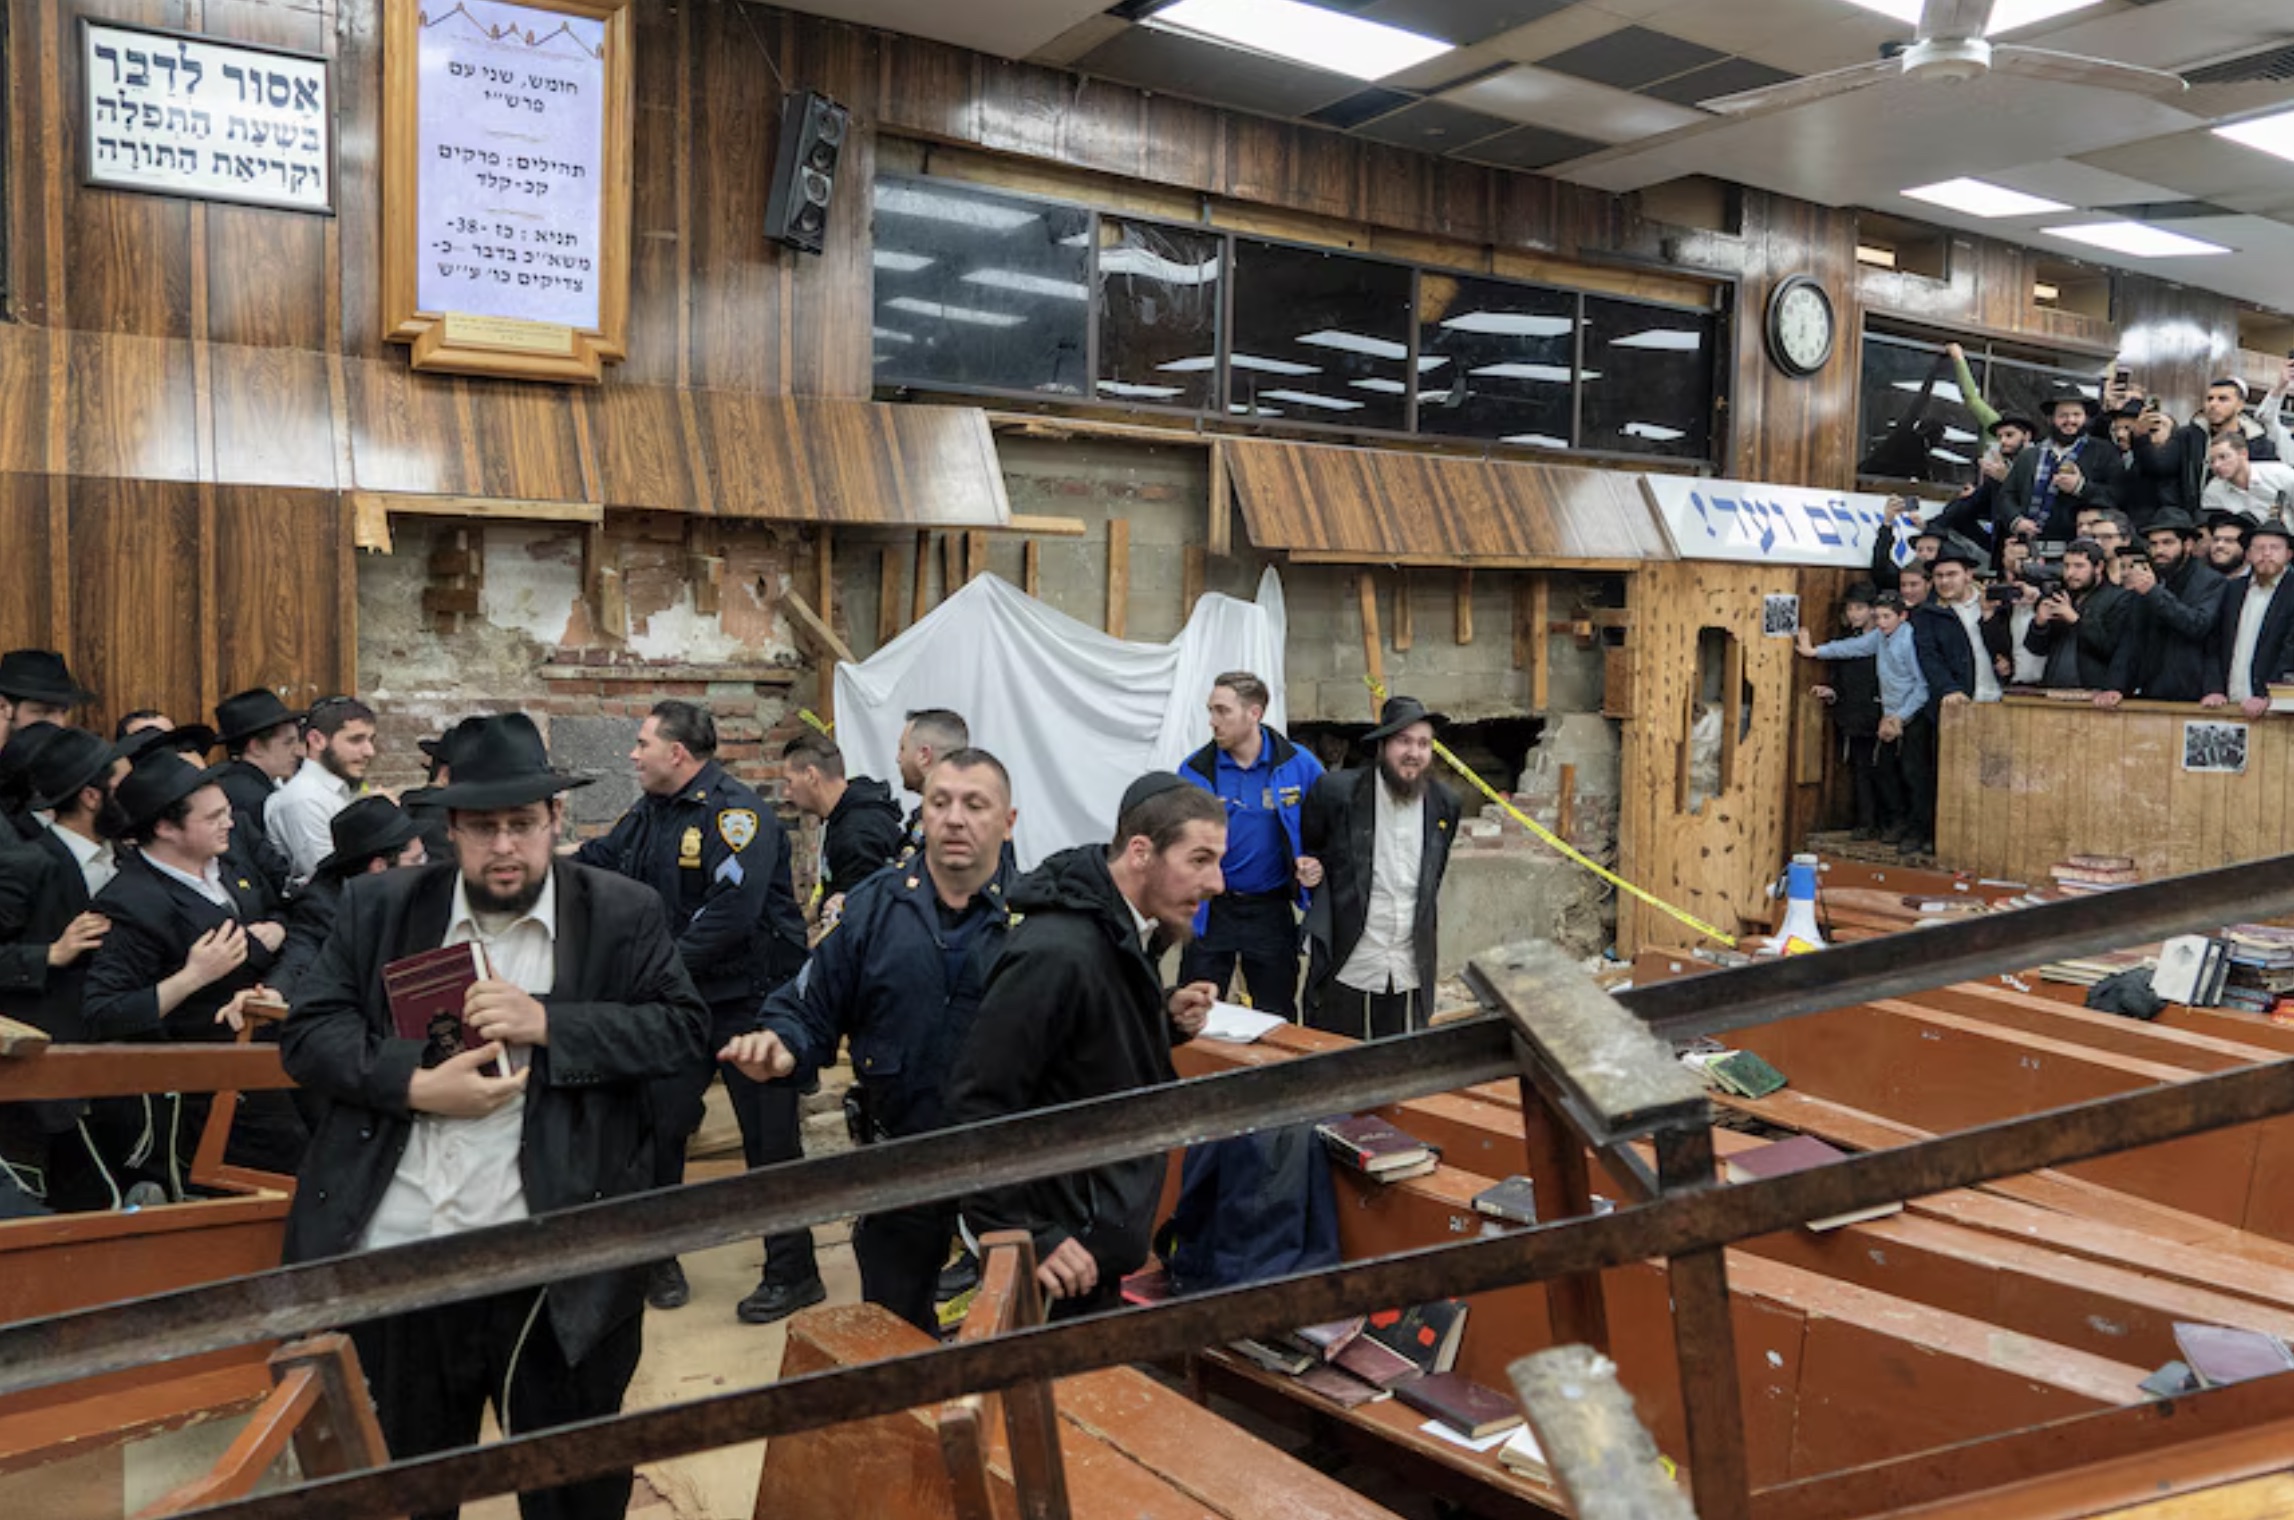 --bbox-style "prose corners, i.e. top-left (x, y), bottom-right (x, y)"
top-left (382, 0), bottom-right (632, 382)
top-left (81, 20), bottom-right (334, 213)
